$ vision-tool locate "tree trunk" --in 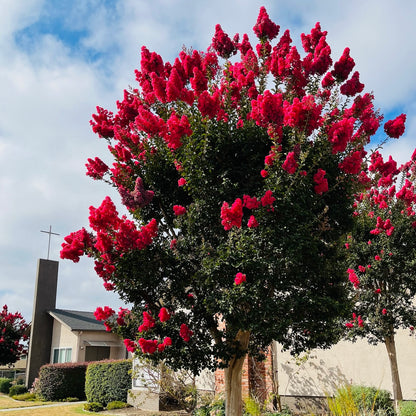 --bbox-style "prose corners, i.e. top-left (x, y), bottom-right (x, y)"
top-left (384, 333), bottom-right (403, 408)
top-left (224, 330), bottom-right (250, 416)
